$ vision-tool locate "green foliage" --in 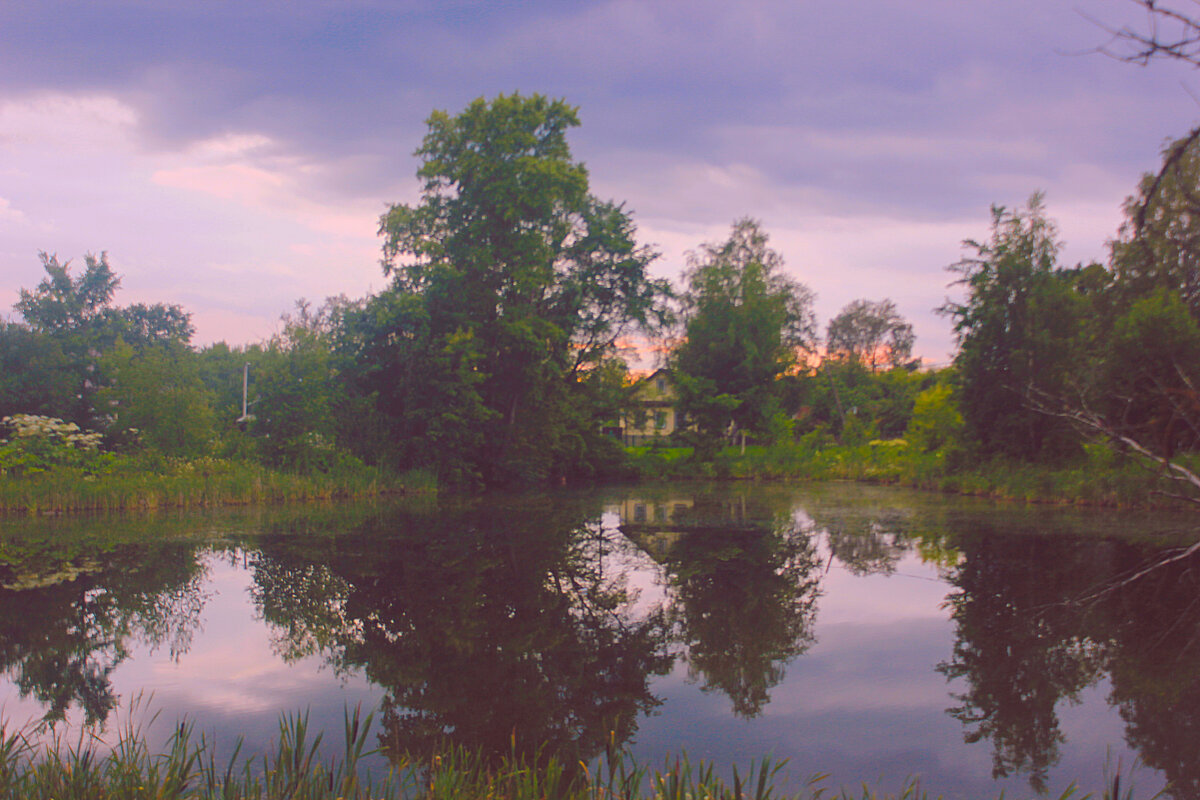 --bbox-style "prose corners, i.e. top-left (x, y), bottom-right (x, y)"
top-left (0, 414), bottom-right (111, 477)
top-left (799, 361), bottom-right (930, 441)
top-left (100, 340), bottom-right (216, 458)
top-left (1110, 131), bottom-right (1200, 316)
top-left (359, 93), bottom-right (669, 486)
top-left (906, 383), bottom-right (964, 454)
top-left (0, 322), bottom-right (77, 420)
top-left (1097, 288), bottom-right (1200, 457)
top-left (839, 413), bottom-right (874, 447)
top-left (15, 251), bottom-right (123, 338)
top-left (942, 194), bottom-right (1087, 461)
top-left (10, 252), bottom-right (194, 430)
top-left (672, 218), bottom-right (816, 454)
top-left (0, 456), bottom-right (421, 514)
top-left (251, 306), bottom-right (348, 472)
